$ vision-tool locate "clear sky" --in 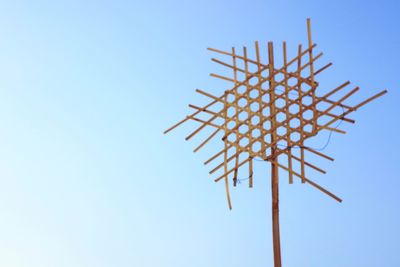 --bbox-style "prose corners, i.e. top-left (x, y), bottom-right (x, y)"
top-left (0, 0), bottom-right (398, 266)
